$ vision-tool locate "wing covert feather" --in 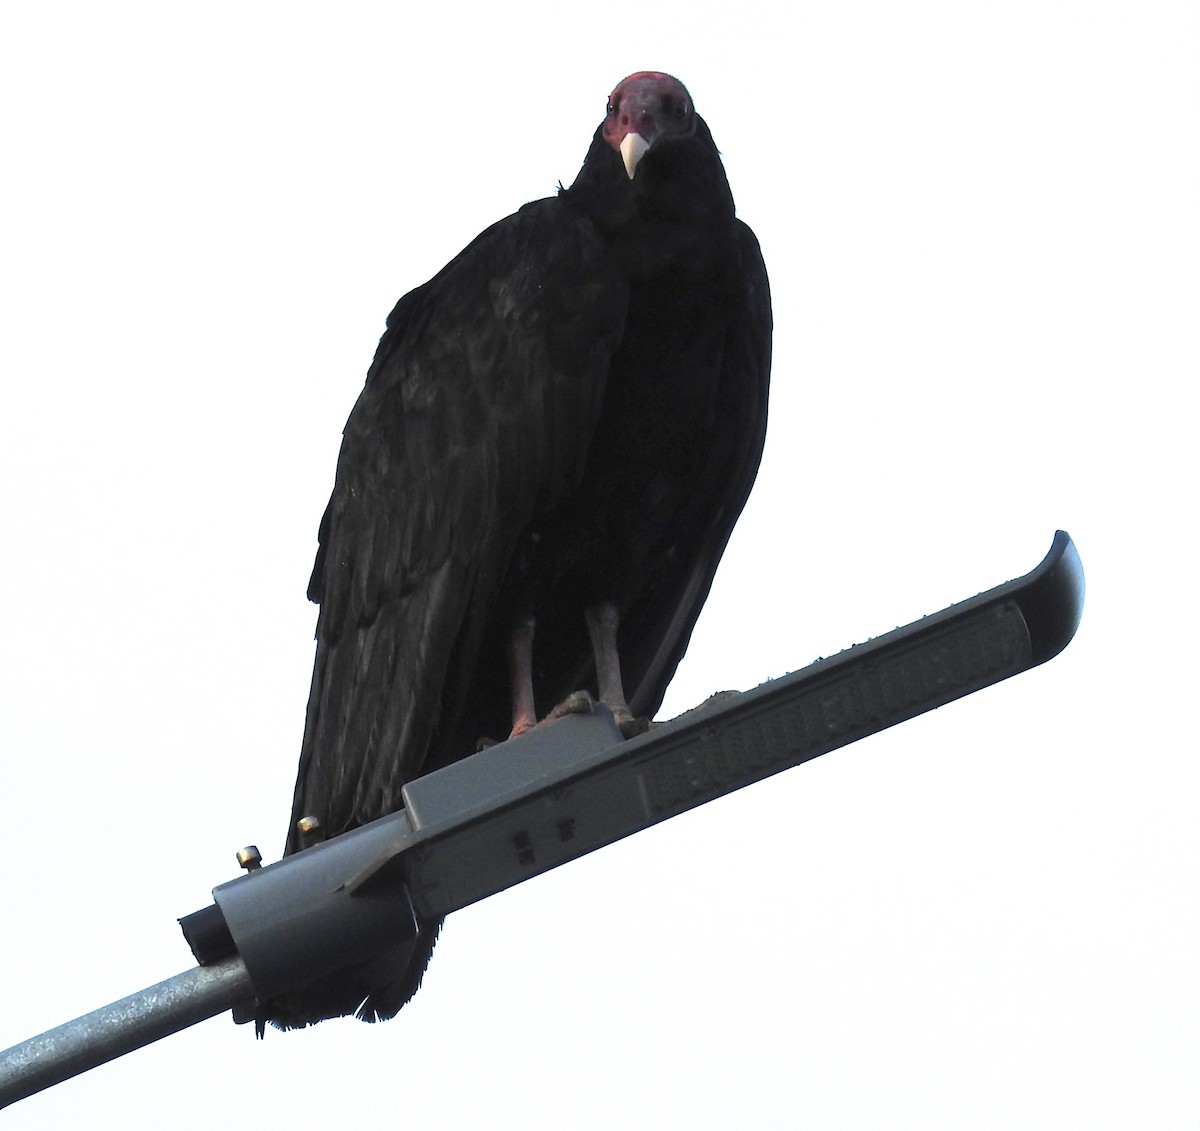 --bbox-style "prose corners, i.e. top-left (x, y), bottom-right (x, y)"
top-left (287, 200), bottom-right (628, 850)
top-left (622, 218), bottom-right (772, 716)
